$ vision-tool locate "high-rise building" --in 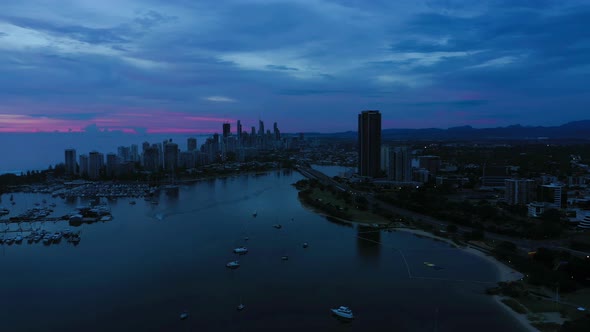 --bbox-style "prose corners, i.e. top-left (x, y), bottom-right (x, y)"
top-left (180, 151), bottom-right (196, 169)
top-left (79, 154), bottom-right (89, 177)
top-left (538, 184), bottom-right (567, 209)
top-left (273, 122), bottom-right (280, 141)
top-left (382, 146), bottom-right (411, 181)
top-left (251, 126), bottom-right (256, 136)
top-left (88, 151), bottom-right (104, 180)
top-left (65, 149), bottom-right (77, 175)
top-left (505, 179), bottom-right (537, 205)
top-left (143, 145), bottom-right (160, 172)
top-left (223, 123), bottom-right (231, 138)
top-left (258, 120), bottom-right (265, 136)
top-left (187, 137), bottom-right (197, 152)
top-left (106, 153), bottom-right (119, 177)
top-left (164, 142), bottom-right (179, 172)
top-left (117, 146), bottom-right (130, 162)
top-left (358, 110), bottom-right (381, 177)
top-left (237, 120), bottom-right (242, 139)
top-left (130, 144), bottom-right (139, 162)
